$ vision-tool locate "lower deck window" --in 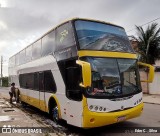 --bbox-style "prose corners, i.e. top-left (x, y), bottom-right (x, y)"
top-left (19, 70), bottom-right (57, 93)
